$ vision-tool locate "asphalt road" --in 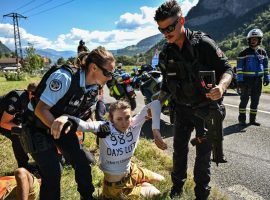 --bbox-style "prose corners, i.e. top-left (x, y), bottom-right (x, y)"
top-left (103, 87), bottom-right (270, 200)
